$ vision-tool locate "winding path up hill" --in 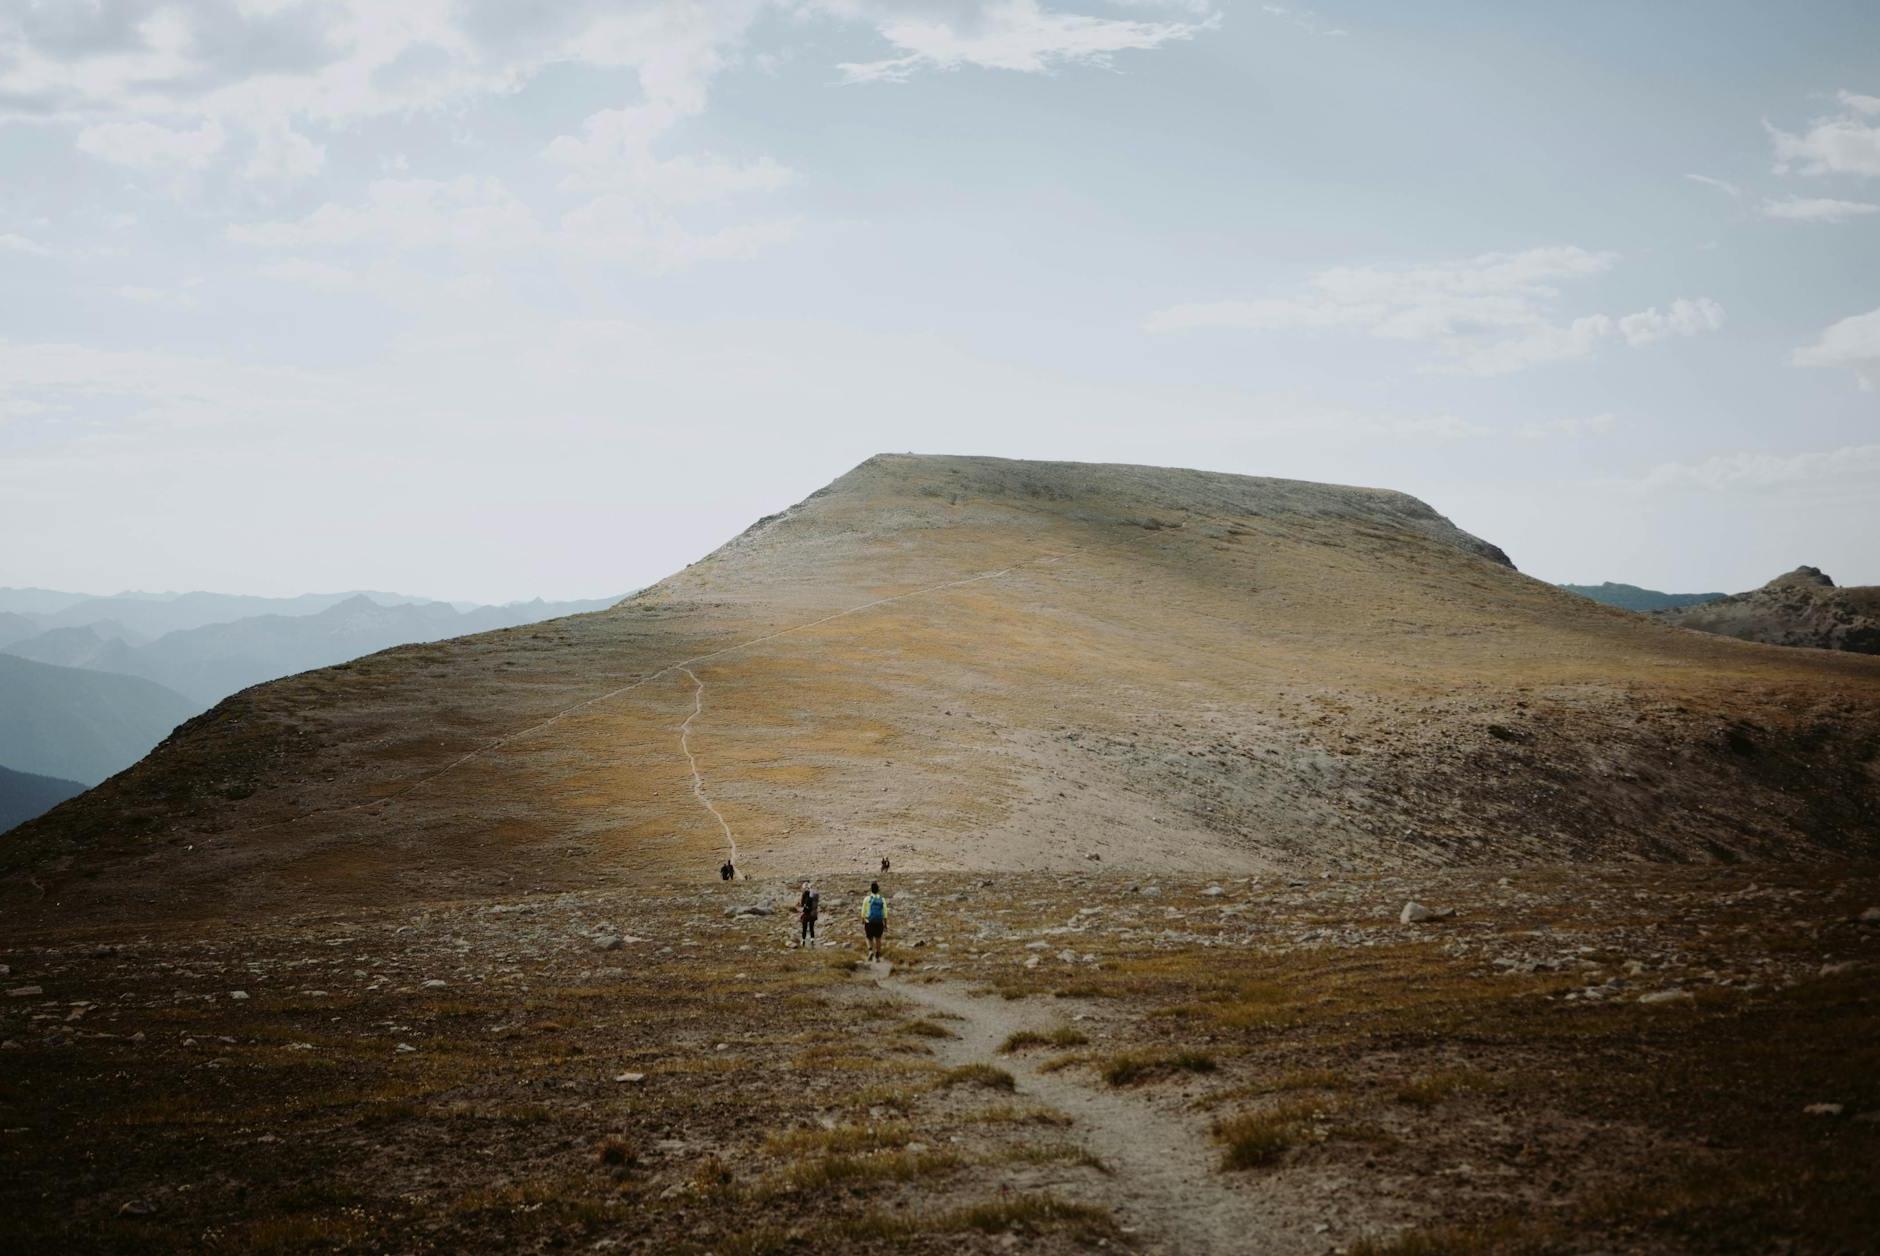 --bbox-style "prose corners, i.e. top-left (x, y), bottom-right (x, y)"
top-left (6, 455), bottom-right (1879, 924)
